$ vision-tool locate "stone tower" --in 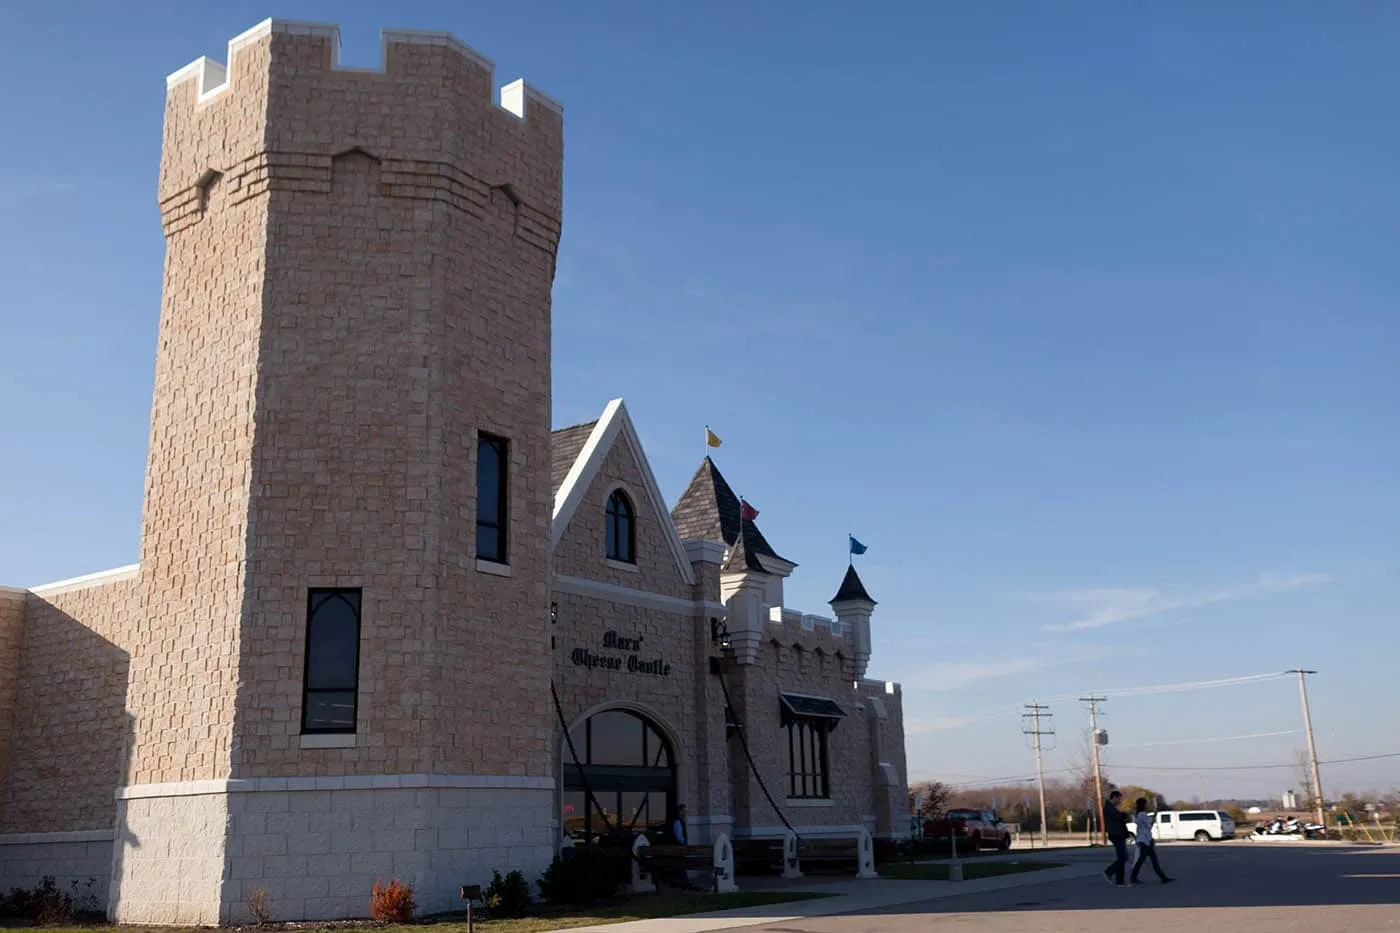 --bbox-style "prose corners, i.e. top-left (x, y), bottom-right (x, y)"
top-left (115, 20), bottom-right (562, 924)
